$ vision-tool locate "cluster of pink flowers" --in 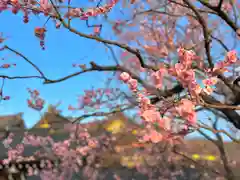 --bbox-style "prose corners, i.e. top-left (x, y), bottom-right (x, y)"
top-left (68, 87), bottom-right (121, 112)
top-left (1, 124), bottom-right (117, 180)
top-left (0, 63), bottom-right (16, 69)
top-left (34, 27), bottom-right (46, 50)
top-left (0, 0), bottom-right (119, 49)
top-left (27, 88), bottom-right (45, 111)
top-left (65, 0), bottom-right (119, 20)
top-left (213, 50), bottom-right (238, 74)
top-left (119, 48), bottom-right (239, 143)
